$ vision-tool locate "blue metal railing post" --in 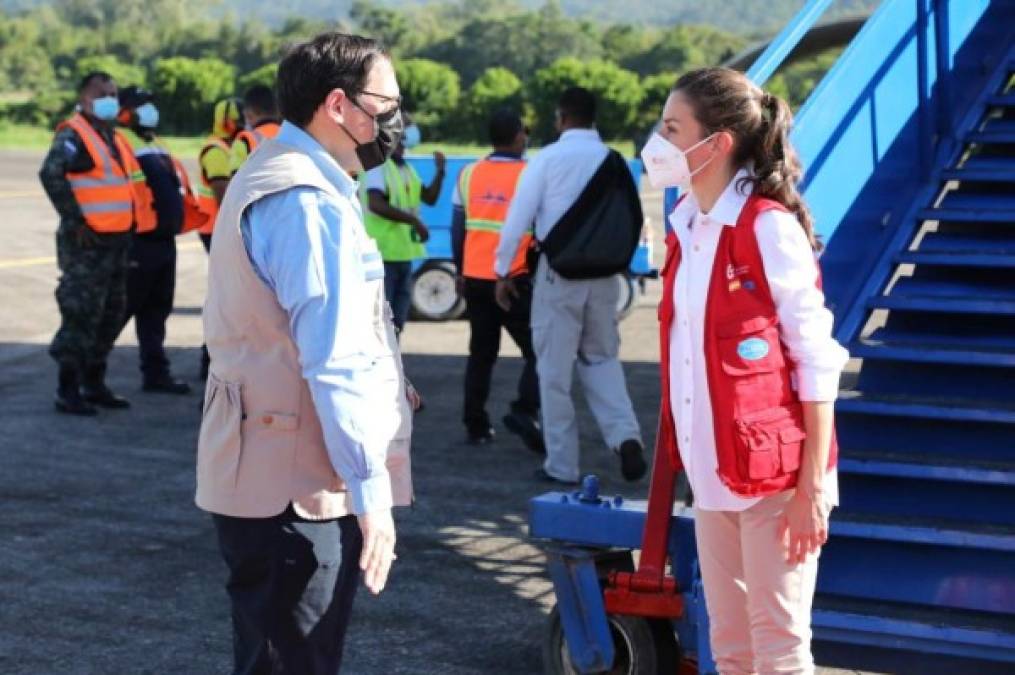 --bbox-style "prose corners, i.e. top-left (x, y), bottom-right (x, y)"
top-left (916, 0), bottom-right (933, 181)
top-left (933, 0), bottom-right (954, 147)
top-left (746, 0), bottom-right (837, 86)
